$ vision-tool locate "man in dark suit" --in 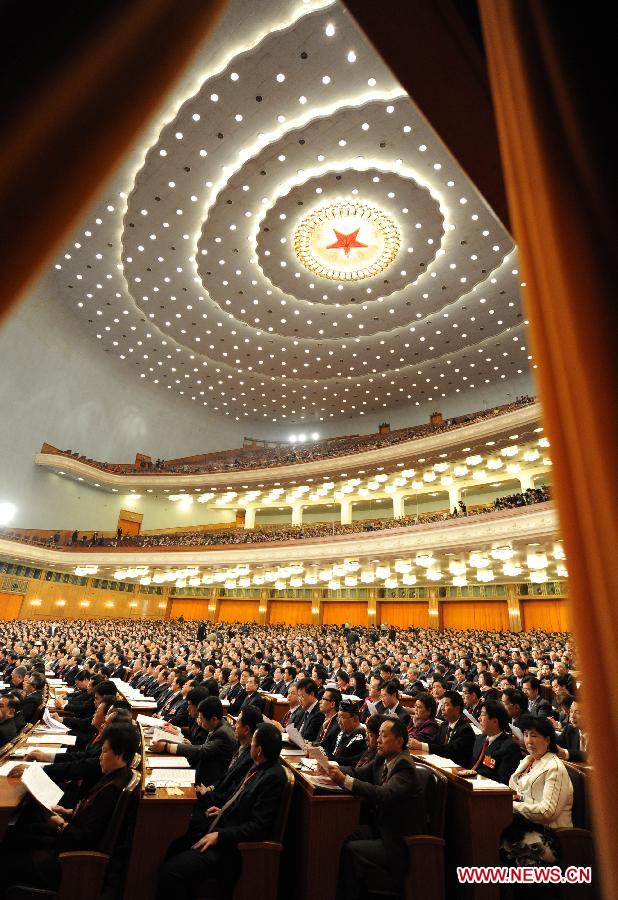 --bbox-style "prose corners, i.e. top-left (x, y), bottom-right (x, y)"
top-left (257, 663), bottom-right (275, 693)
top-left (151, 696), bottom-right (237, 789)
top-left (328, 717), bottom-right (424, 900)
top-left (331, 700), bottom-right (367, 766)
top-left (470, 701), bottom-right (522, 784)
top-left (156, 724), bottom-right (287, 898)
top-left (462, 681), bottom-right (484, 722)
top-left (62, 671), bottom-right (95, 719)
top-left (408, 691), bottom-right (475, 767)
top-left (225, 669), bottom-right (246, 716)
top-left (238, 674), bottom-right (266, 714)
top-left (0, 695), bottom-right (19, 747)
top-left (522, 676), bottom-right (553, 717)
top-left (297, 677), bottom-right (325, 742)
top-left (21, 672), bottom-right (45, 724)
top-left (379, 680), bottom-right (411, 728)
top-left (197, 622), bottom-right (207, 642)
top-left (556, 700), bottom-right (588, 762)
